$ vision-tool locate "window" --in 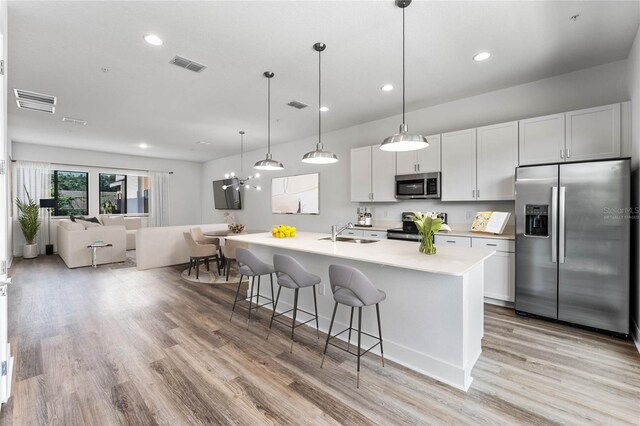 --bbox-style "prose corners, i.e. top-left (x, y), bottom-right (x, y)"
top-left (99, 173), bottom-right (149, 214)
top-left (51, 170), bottom-right (89, 216)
